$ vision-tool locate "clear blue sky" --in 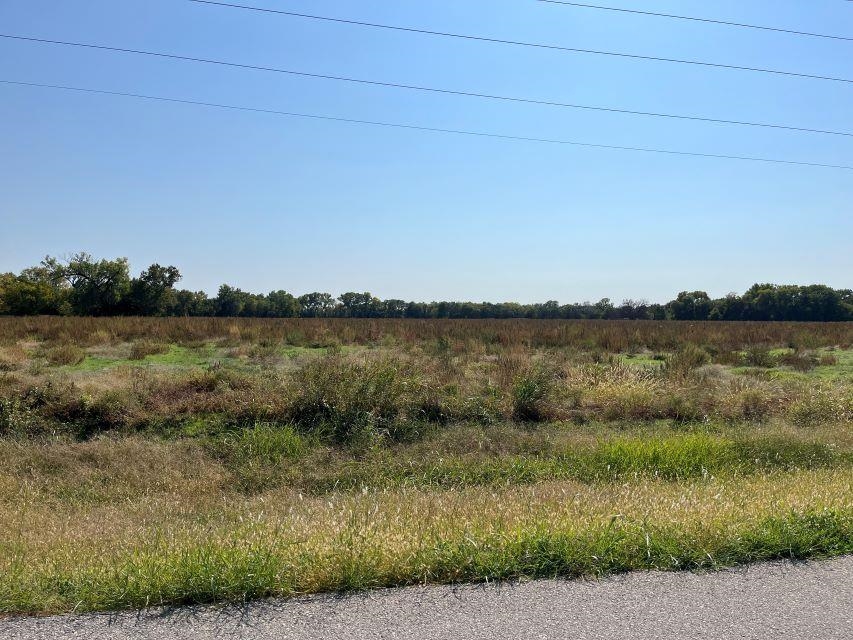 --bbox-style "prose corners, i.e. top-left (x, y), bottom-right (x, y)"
top-left (1, 0), bottom-right (851, 303)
